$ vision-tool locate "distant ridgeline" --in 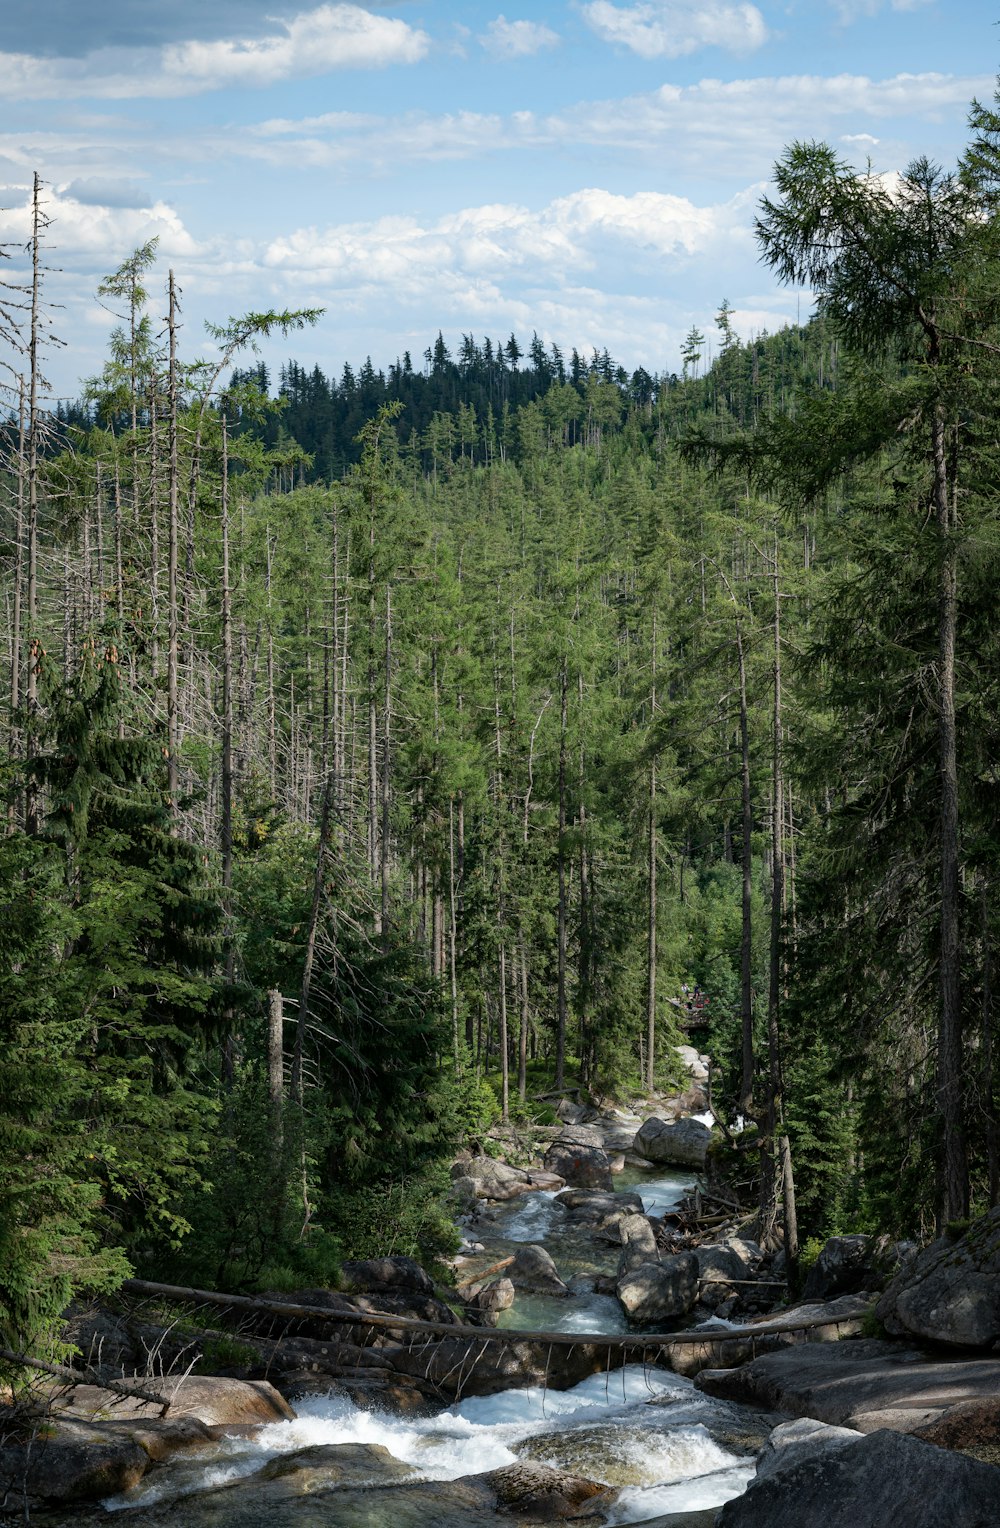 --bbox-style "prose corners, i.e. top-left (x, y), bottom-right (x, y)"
top-left (52, 318), bottom-right (842, 480)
